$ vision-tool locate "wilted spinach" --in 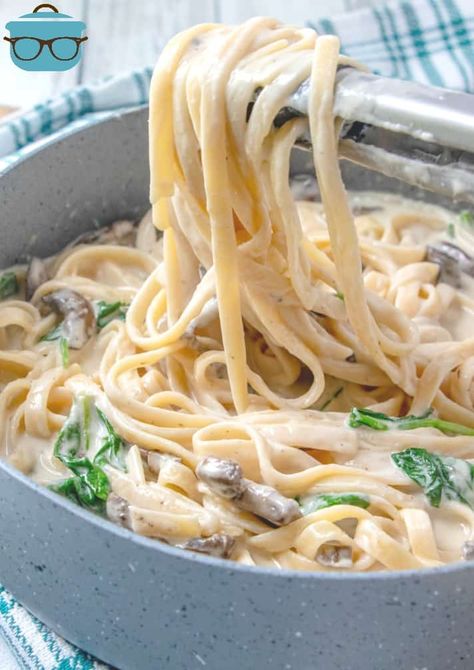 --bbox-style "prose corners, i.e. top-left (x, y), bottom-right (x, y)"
top-left (50, 396), bottom-right (127, 513)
